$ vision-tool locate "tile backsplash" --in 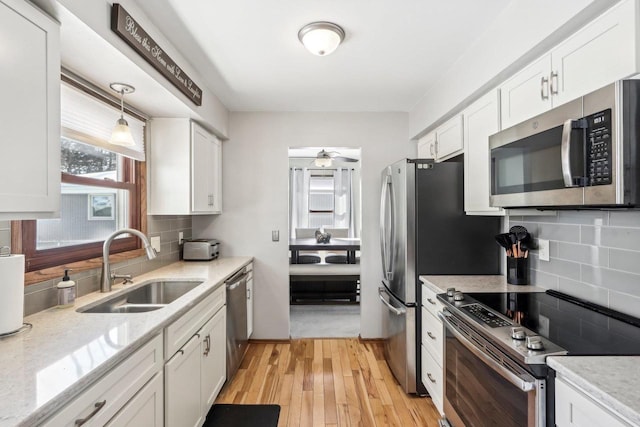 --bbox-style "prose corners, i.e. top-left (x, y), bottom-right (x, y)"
top-left (0, 216), bottom-right (191, 316)
top-left (509, 210), bottom-right (640, 317)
